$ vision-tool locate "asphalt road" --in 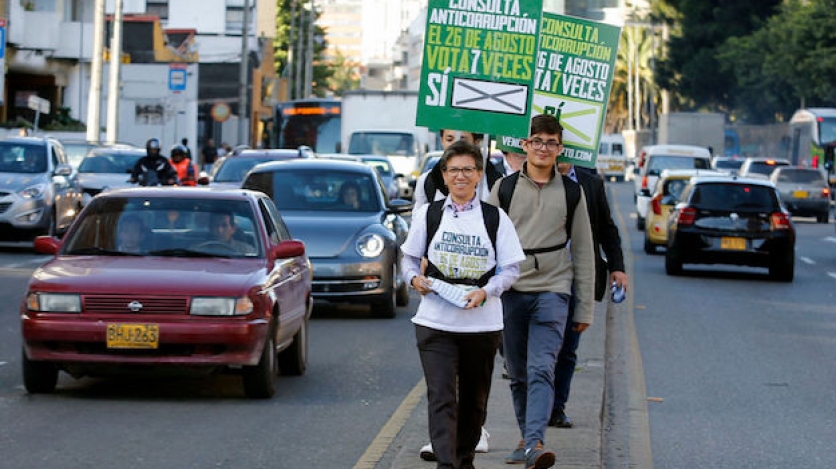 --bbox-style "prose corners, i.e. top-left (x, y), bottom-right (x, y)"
top-left (610, 180), bottom-right (836, 469)
top-left (1, 180), bottom-right (834, 468)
